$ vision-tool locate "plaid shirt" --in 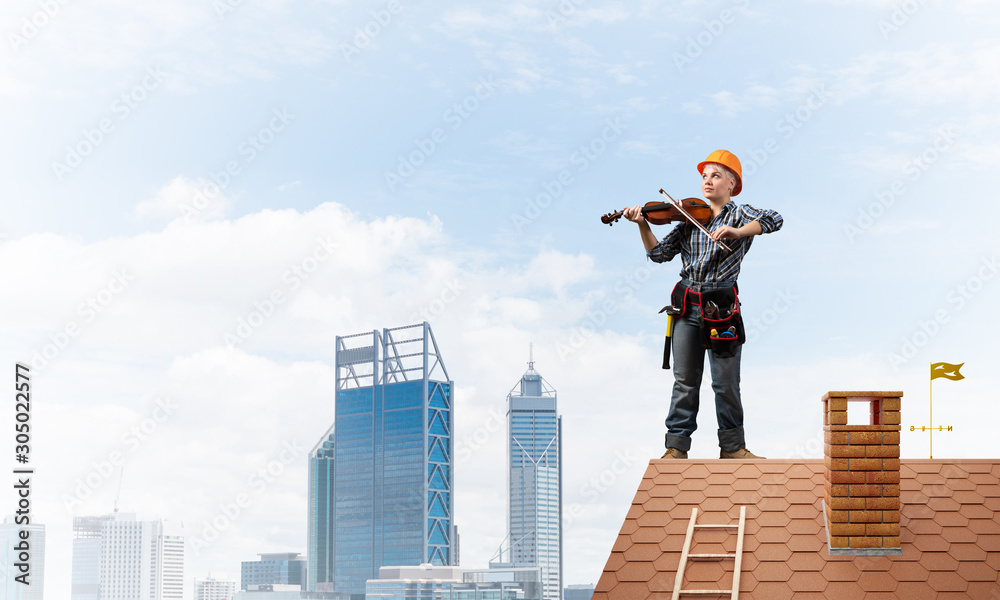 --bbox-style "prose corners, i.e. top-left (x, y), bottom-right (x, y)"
top-left (646, 202), bottom-right (783, 282)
